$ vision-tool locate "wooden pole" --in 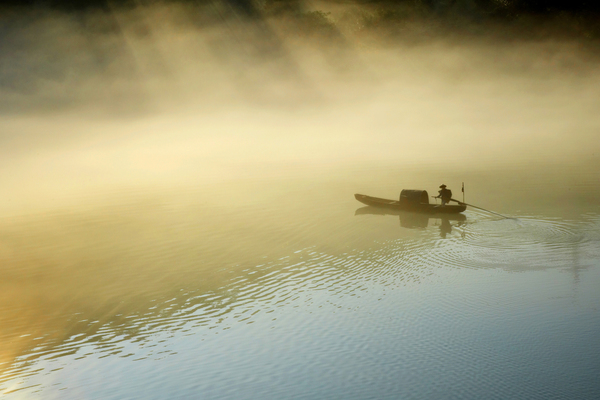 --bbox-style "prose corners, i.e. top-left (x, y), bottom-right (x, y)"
top-left (451, 198), bottom-right (514, 219)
